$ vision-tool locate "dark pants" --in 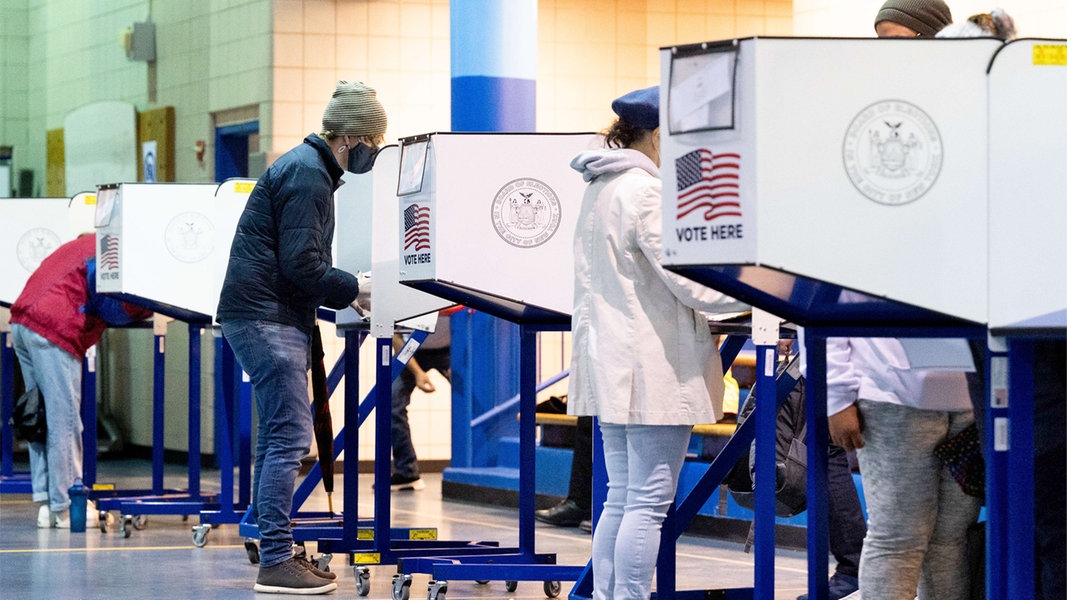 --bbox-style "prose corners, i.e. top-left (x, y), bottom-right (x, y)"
top-left (568, 416), bottom-right (594, 510)
top-left (391, 346), bottom-right (450, 479)
top-left (827, 443), bottom-right (866, 579)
